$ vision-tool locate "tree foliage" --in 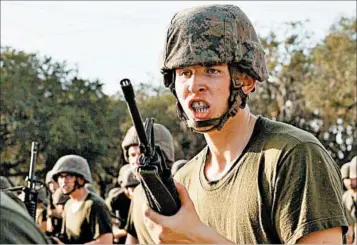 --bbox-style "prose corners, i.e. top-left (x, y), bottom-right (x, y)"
top-left (1, 16), bottom-right (356, 195)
